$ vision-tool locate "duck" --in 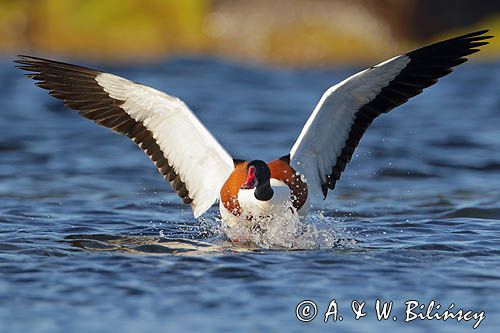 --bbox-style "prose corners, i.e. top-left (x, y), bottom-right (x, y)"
top-left (16, 30), bottom-right (492, 241)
